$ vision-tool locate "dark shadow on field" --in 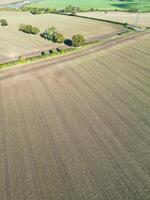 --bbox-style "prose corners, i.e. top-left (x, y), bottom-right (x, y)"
top-left (64, 39), bottom-right (72, 46)
top-left (111, 2), bottom-right (138, 10)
